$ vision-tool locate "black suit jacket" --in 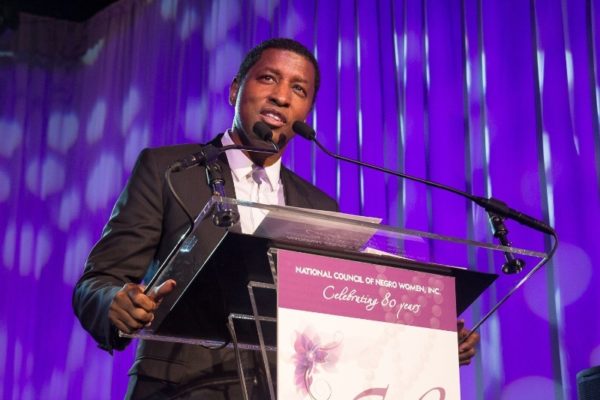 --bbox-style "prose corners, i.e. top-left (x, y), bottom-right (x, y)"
top-left (73, 135), bottom-right (339, 385)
